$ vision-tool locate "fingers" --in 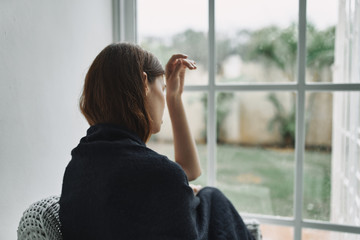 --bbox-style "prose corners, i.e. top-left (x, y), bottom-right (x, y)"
top-left (170, 58), bottom-right (197, 74)
top-left (181, 59), bottom-right (197, 70)
top-left (166, 54), bottom-right (195, 72)
top-left (189, 184), bottom-right (203, 195)
top-left (167, 54), bottom-right (188, 66)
